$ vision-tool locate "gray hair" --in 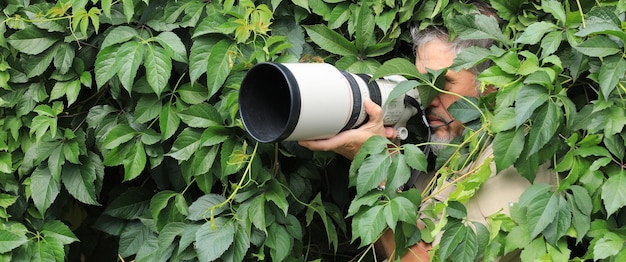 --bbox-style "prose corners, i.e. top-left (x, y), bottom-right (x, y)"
top-left (410, 1), bottom-right (499, 74)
